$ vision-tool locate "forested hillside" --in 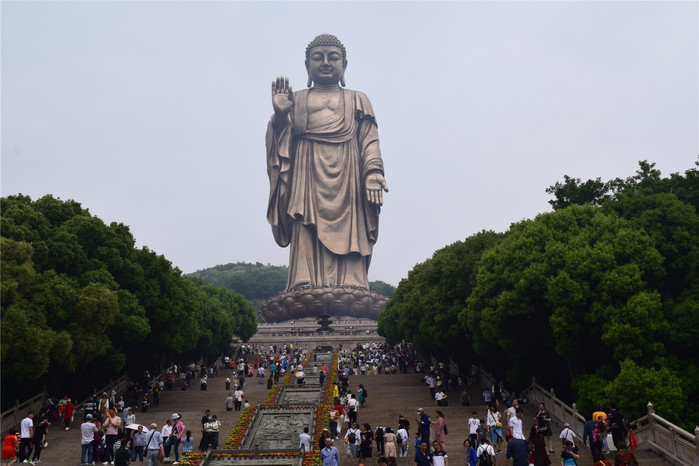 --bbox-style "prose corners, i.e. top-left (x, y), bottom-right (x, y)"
top-left (189, 262), bottom-right (396, 314)
top-left (1, 195), bottom-right (257, 409)
top-left (379, 161), bottom-right (699, 430)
